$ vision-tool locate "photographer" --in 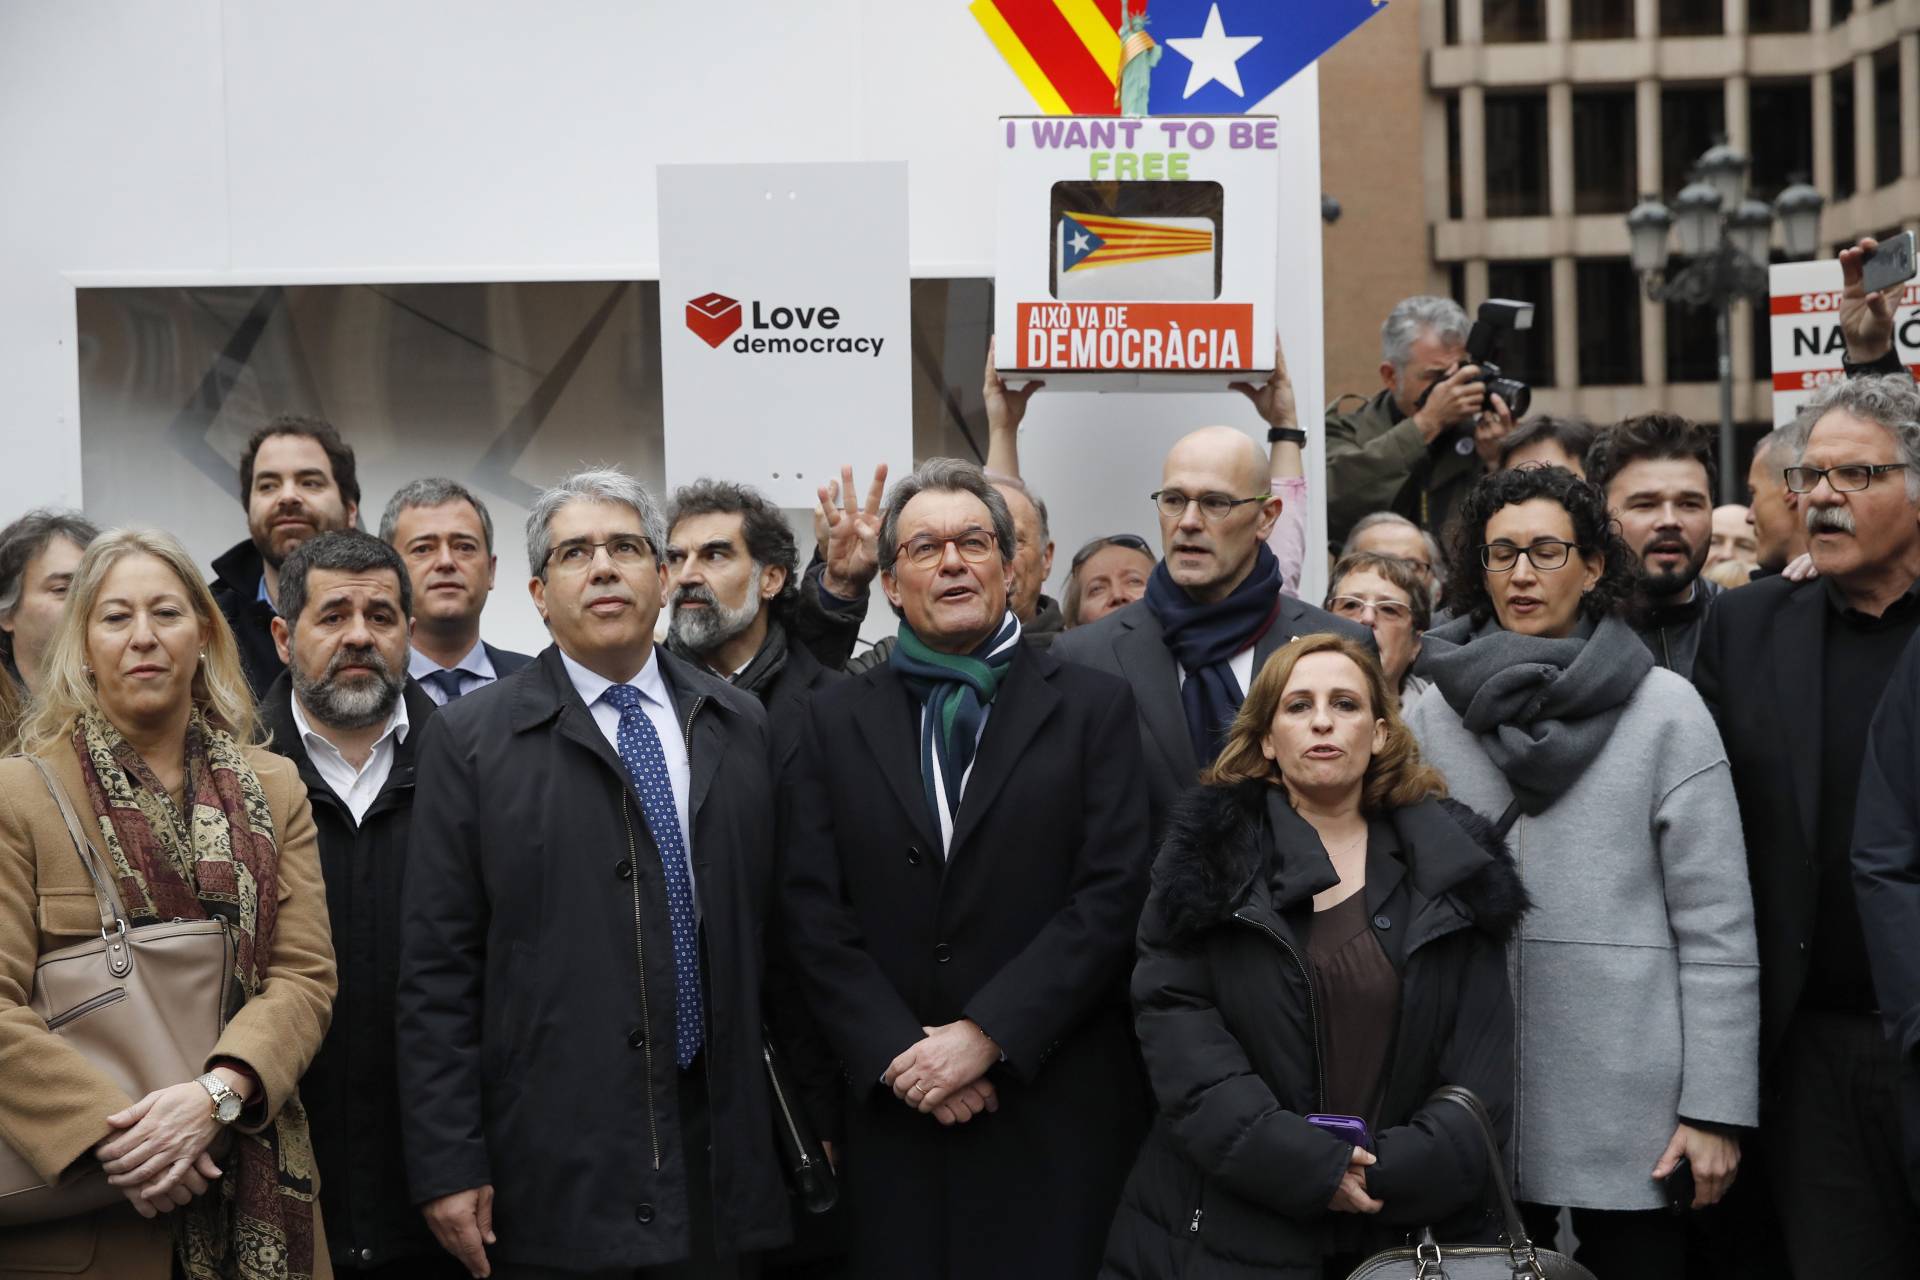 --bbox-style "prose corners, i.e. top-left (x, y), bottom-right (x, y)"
top-left (1327, 295), bottom-right (1517, 544)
